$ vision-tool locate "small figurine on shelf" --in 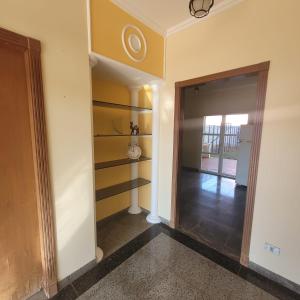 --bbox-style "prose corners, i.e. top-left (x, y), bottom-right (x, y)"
top-left (130, 122), bottom-right (140, 136)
